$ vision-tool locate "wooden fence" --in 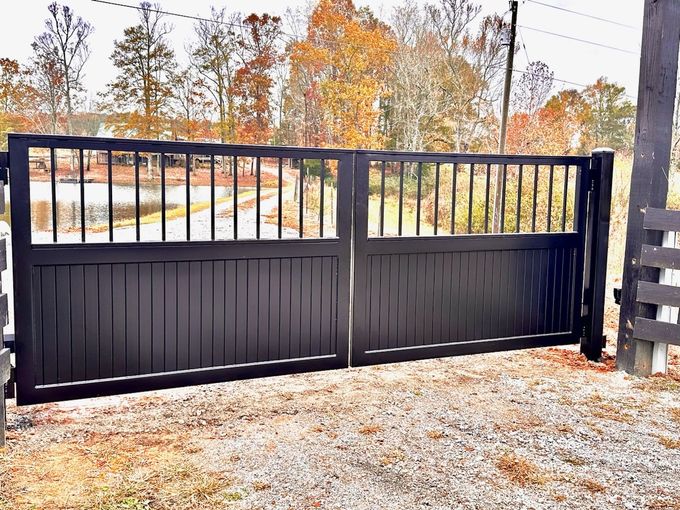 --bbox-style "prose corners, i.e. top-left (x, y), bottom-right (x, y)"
top-left (0, 175), bottom-right (9, 446)
top-left (633, 207), bottom-right (680, 372)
